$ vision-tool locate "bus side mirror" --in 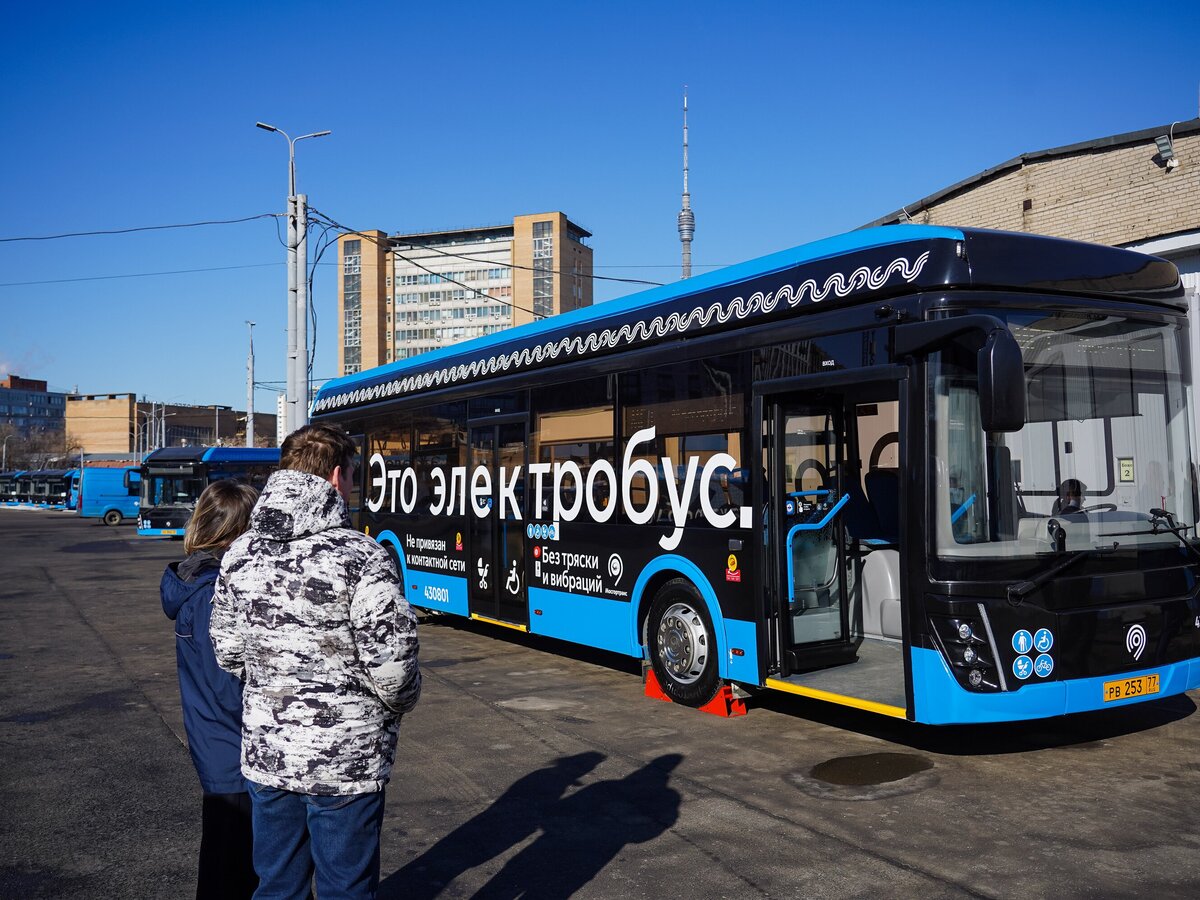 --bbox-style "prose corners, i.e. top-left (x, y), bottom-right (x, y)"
top-left (894, 314), bottom-right (1027, 433)
top-left (123, 470), bottom-right (132, 490)
top-left (978, 329), bottom-right (1026, 433)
